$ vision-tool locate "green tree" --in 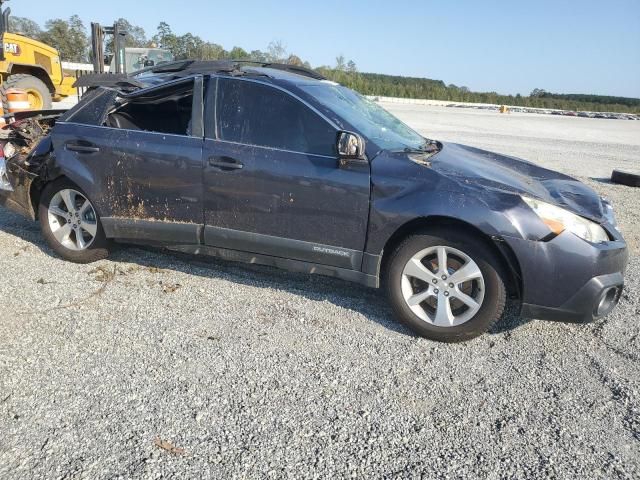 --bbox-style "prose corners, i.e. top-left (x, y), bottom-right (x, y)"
top-left (105, 18), bottom-right (148, 56)
top-left (152, 21), bottom-right (173, 47)
top-left (250, 50), bottom-right (268, 62)
top-left (175, 33), bottom-right (201, 59)
top-left (228, 46), bottom-right (250, 59)
top-left (200, 42), bottom-right (226, 60)
top-left (39, 15), bottom-right (89, 62)
top-left (114, 18), bottom-right (147, 48)
top-left (8, 16), bottom-right (41, 38)
top-left (286, 54), bottom-right (304, 66)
